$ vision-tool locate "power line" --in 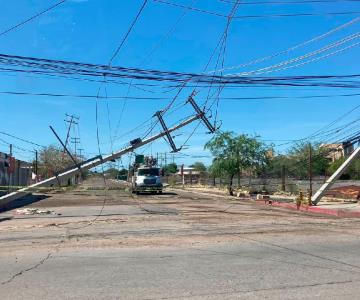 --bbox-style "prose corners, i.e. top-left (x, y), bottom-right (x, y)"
top-left (107, 0), bottom-right (149, 150)
top-left (0, 0), bottom-right (67, 37)
top-left (113, 0), bottom-right (196, 141)
top-left (108, 0), bottom-right (148, 66)
top-left (152, 0), bottom-right (226, 18)
top-left (205, 0), bottom-right (241, 126)
top-left (273, 103), bottom-right (360, 150)
top-left (77, 0), bottom-right (150, 230)
top-left (229, 31), bottom-right (360, 76)
top-left (218, 0), bottom-right (360, 5)
top-left (101, 0), bottom-right (149, 153)
top-left (0, 131), bottom-right (45, 148)
top-left (152, 0), bottom-right (360, 19)
top-left (257, 40), bottom-right (360, 75)
top-left (303, 103), bottom-right (360, 141)
top-left (3, 89), bottom-right (360, 101)
top-left (240, 11), bottom-right (360, 19)
top-left (211, 17), bottom-right (360, 74)
top-left (2, 52), bottom-right (360, 88)
top-left (0, 137), bottom-right (35, 154)
top-left (180, 0), bottom-right (241, 147)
